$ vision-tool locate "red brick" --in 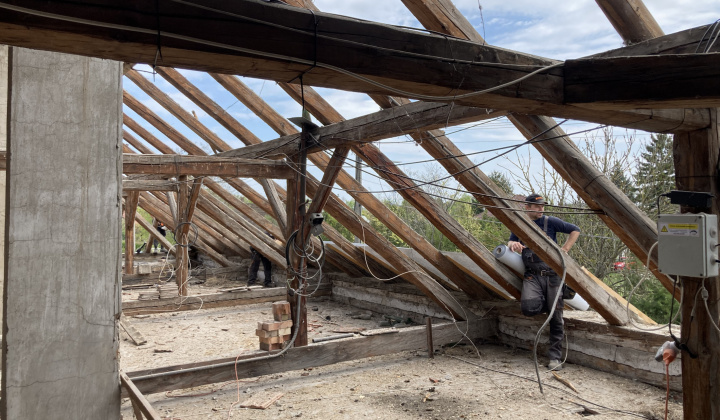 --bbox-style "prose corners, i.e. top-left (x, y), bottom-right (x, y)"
top-left (260, 342), bottom-right (283, 351)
